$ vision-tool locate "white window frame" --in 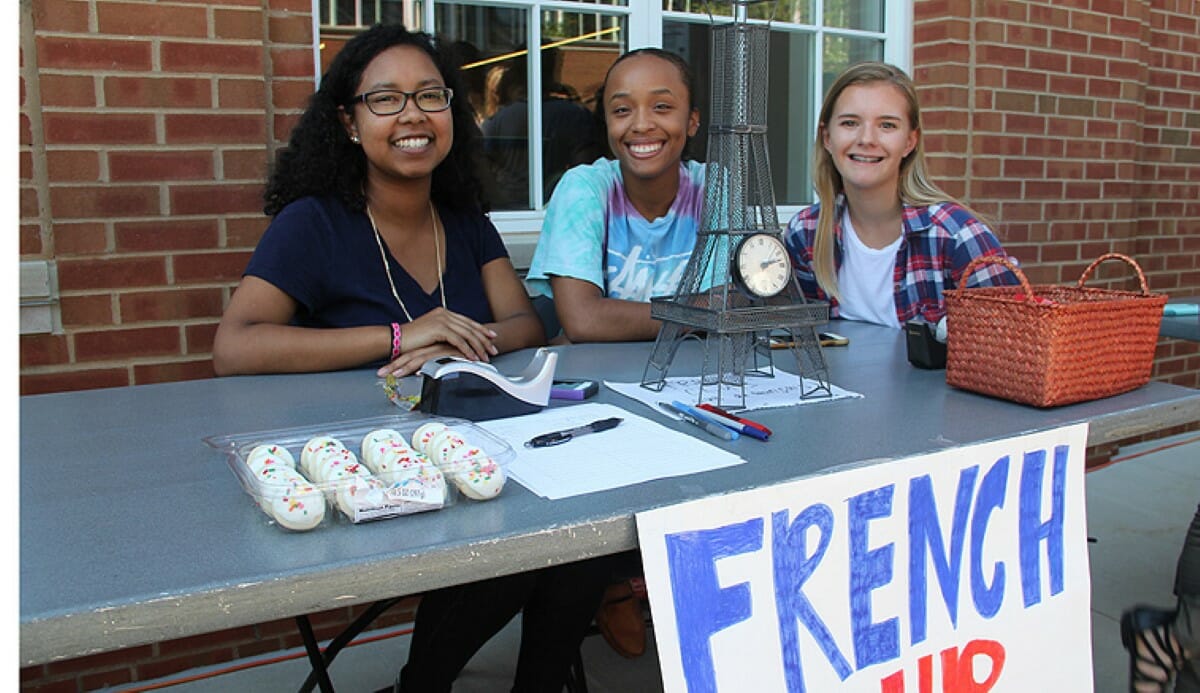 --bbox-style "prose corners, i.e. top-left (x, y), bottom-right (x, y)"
top-left (312, 0), bottom-right (910, 267)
